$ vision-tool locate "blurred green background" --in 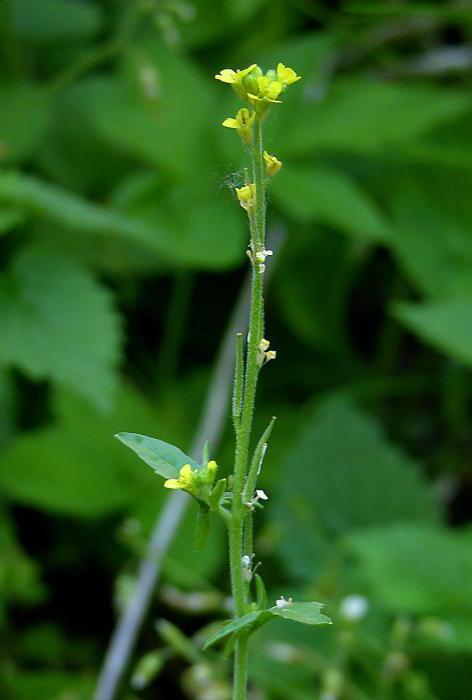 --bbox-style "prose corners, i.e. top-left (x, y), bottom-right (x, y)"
top-left (1, 0), bottom-right (472, 698)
